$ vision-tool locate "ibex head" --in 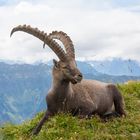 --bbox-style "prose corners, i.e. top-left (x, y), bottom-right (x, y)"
top-left (48, 30), bottom-right (82, 84)
top-left (10, 25), bottom-right (83, 84)
top-left (53, 59), bottom-right (82, 84)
